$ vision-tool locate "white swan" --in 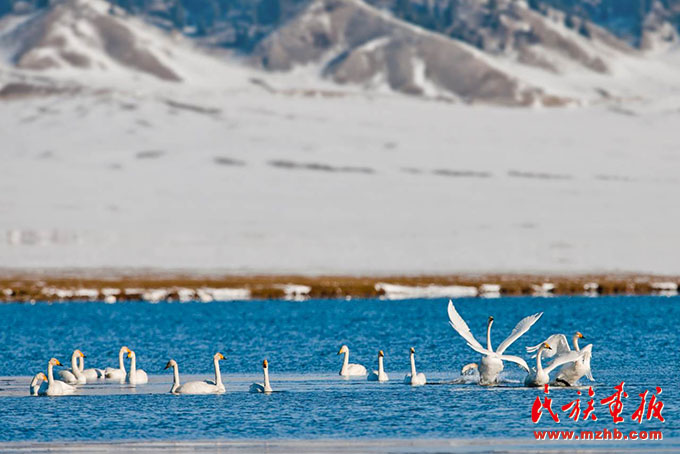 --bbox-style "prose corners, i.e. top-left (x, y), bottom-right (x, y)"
top-left (41, 358), bottom-right (75, 396)
top-left (164, 359), bottom-right (225, 394)
top-left (203, 352), bottom-right (226, 392)
top-left (126, 349), bottom-right (148, 385)
top-left (105, 346), bottom-right (130, 381)
top-left (404, 347), bottom-right (426, 386)
top-left (77, 355), bottom-right (105, 381)
top-left (250, 359), bottom-right (273, 393)
top-left (524, 342), bottom-right (585, 387)
top-left (29, 372), bottom-right (47, 396)
top-left (447, 300), bottom-right (542, 385)
top-left (526, 332), bottom-right (594, 386)
top-left (367, 350), bottom-right (389, 382)
top-left (338, 345), bottom-right (367, 377)
top-left (58, 350), bottom-right (86, 384)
